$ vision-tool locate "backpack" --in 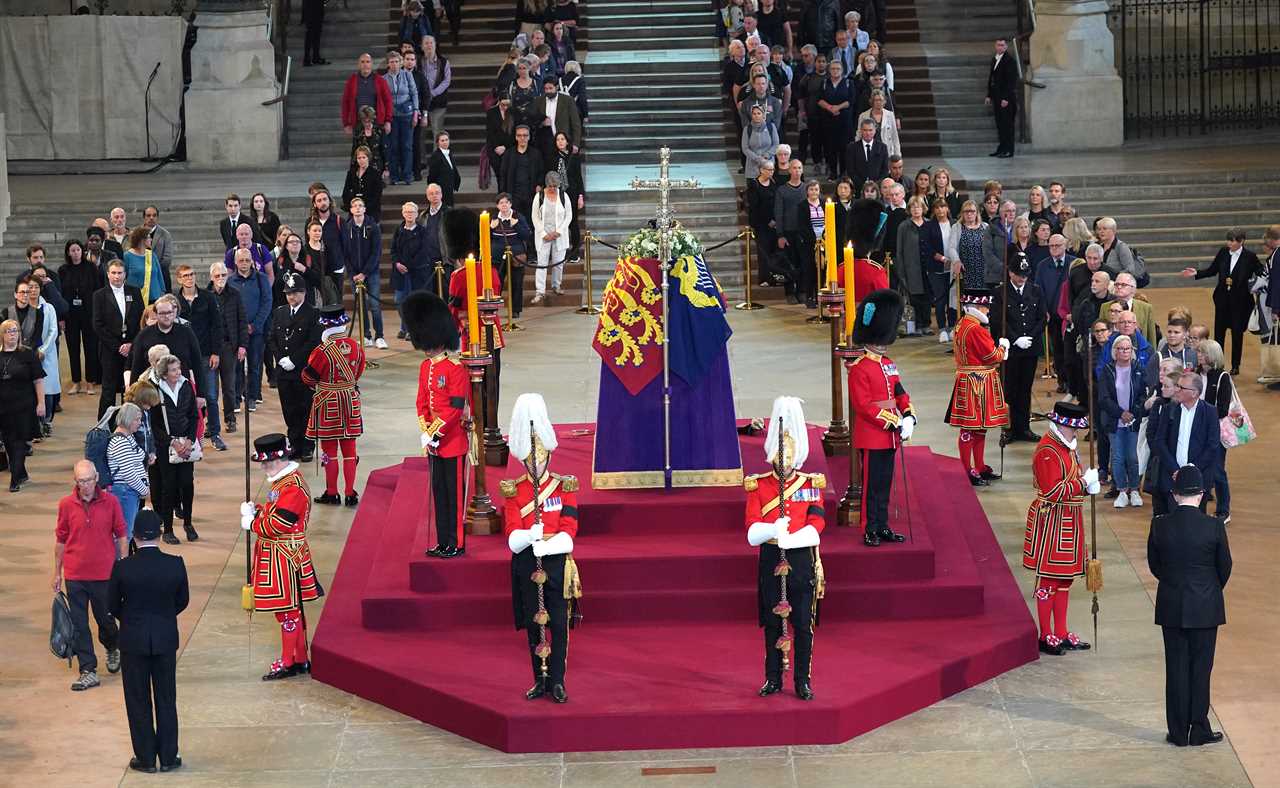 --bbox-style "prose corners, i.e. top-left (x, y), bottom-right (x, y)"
top-left (50, 591), bottom-right (75, 665)
top-left (85, 406), bottom-right (118, 488)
